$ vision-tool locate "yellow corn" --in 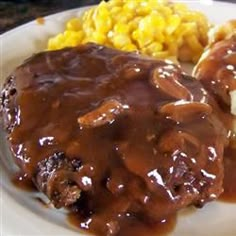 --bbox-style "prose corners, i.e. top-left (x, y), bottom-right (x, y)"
top-left (90, 32), bottom-right (106, 44)
top-left (122, 43), bottom-right (137, 52)
top-left (114, 23), bottom-right (130, 34)
top-left (47, 0), bottom-right (210, 63)
top-left (165, 15), bottom-right (181, 34)
top-left (66, 18), bottom-right (82, 31)
top-left (144, 42), bottom-right (163, 54)
top-left (112, 34), bottom-right (132, 48)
